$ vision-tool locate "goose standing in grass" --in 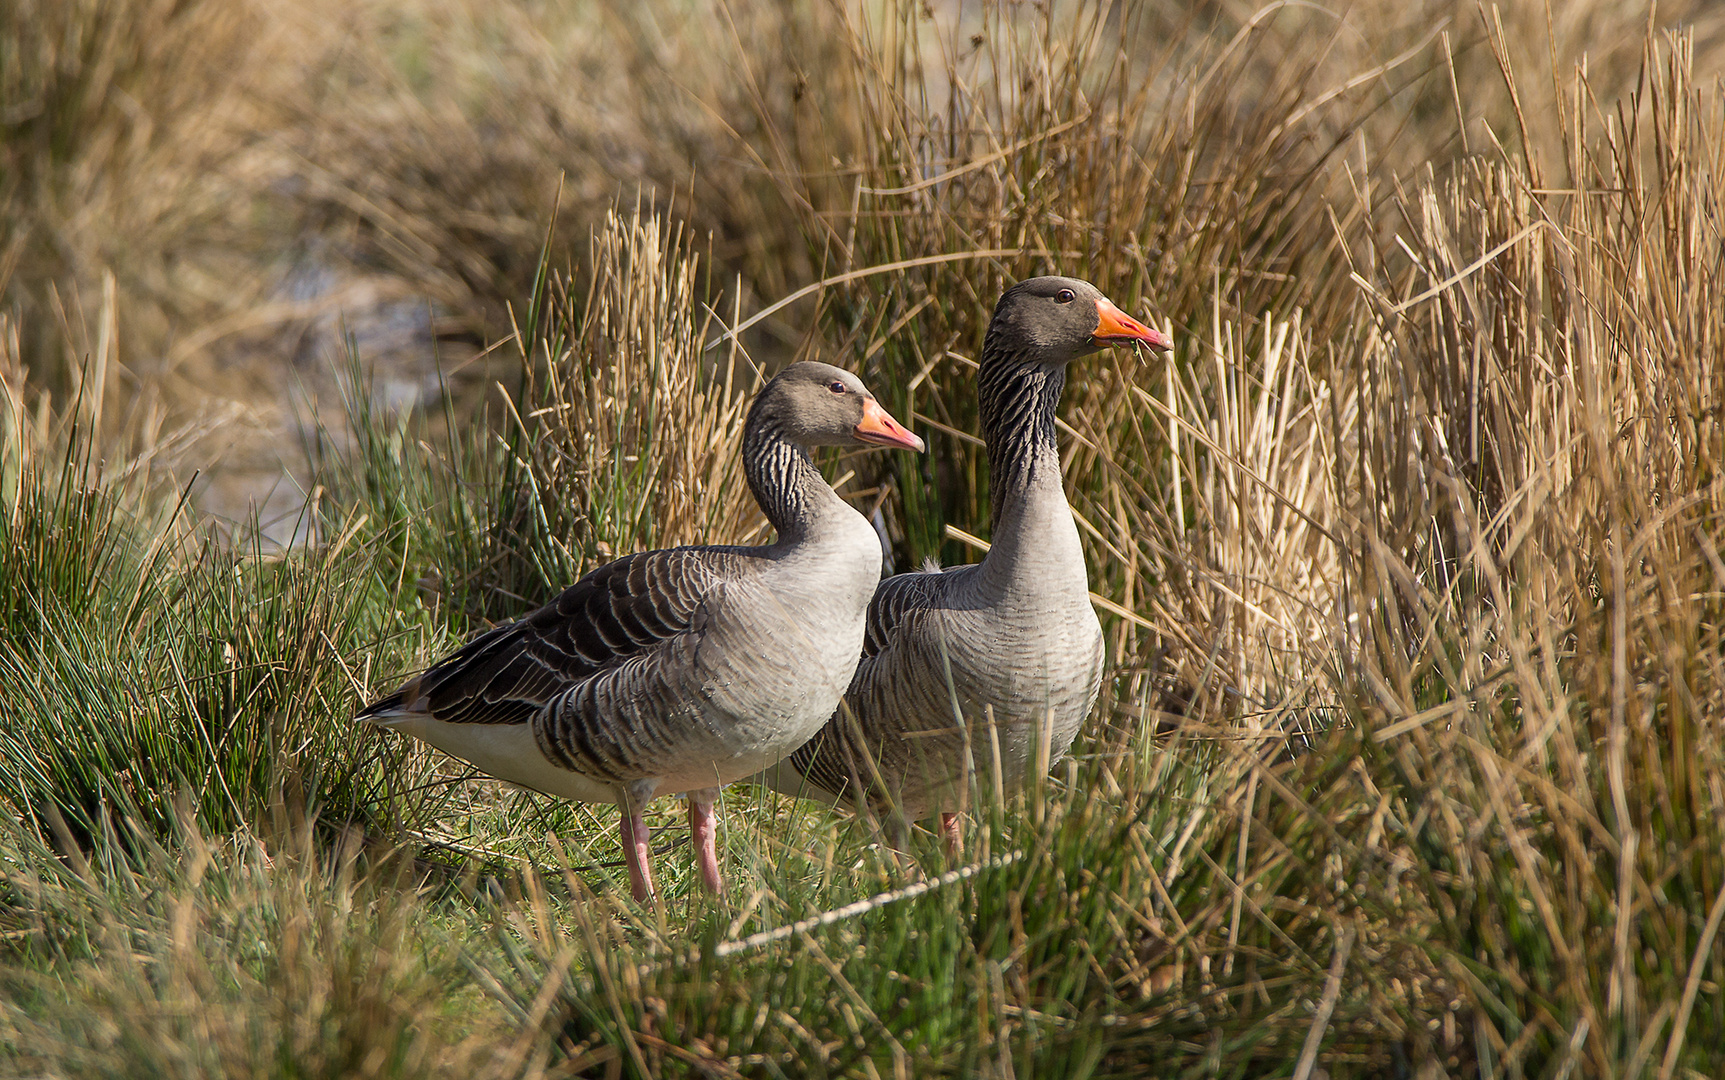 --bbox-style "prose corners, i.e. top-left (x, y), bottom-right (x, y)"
top-left (760, 277), bottom-right (1171, 845)
top-left (357, 362), bottom-right (924, 901)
